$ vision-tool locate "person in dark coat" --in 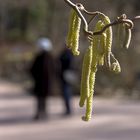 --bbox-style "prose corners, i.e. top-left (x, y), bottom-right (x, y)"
top-left (30, 38), bottom-right (54, 120)
top-left (59, 47), bottom-right (73, 115)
